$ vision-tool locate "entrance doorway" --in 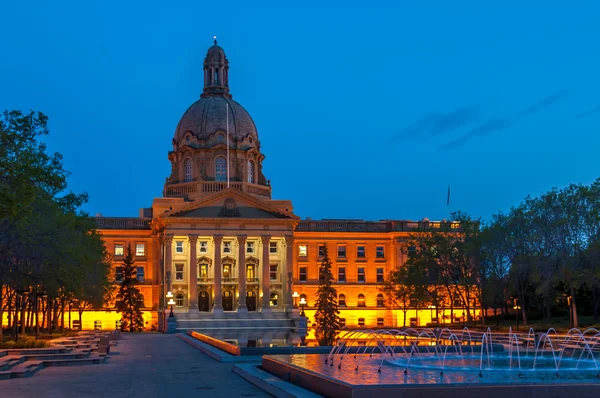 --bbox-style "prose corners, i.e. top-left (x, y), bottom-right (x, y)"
top-left (246, 291), bottom-right (257, 311)
top-left (198, 291), bottom-right (210, 312)
top-left (223, 291), bottom-right (233, 311)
